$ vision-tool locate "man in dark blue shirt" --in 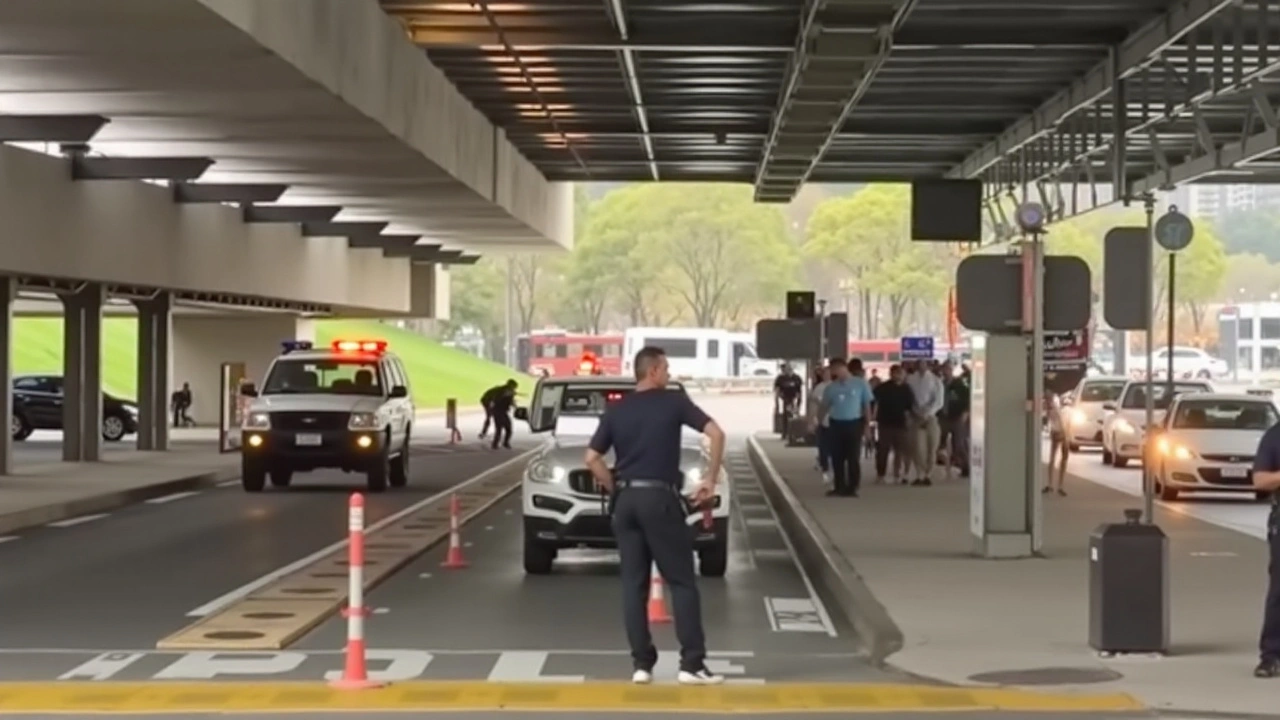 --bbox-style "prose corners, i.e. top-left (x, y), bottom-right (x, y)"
top-left (585, 346), bottom-right (727, 686)
top-left (1252, 423), bottom-right (1280, 678)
